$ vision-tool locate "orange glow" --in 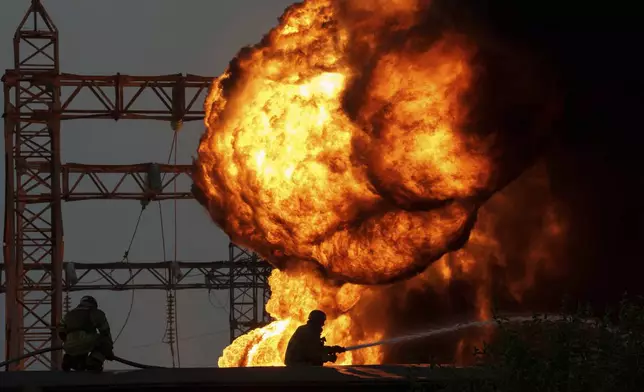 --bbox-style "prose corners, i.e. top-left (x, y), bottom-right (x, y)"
top-left (196, 0), bottom-right (489, 286)
top-left (219, 265), bottom-right (383, 367)
top-left (194, 0), bottom-right (564, 368)
top-left (214, 161), bottom-right (565, 367)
